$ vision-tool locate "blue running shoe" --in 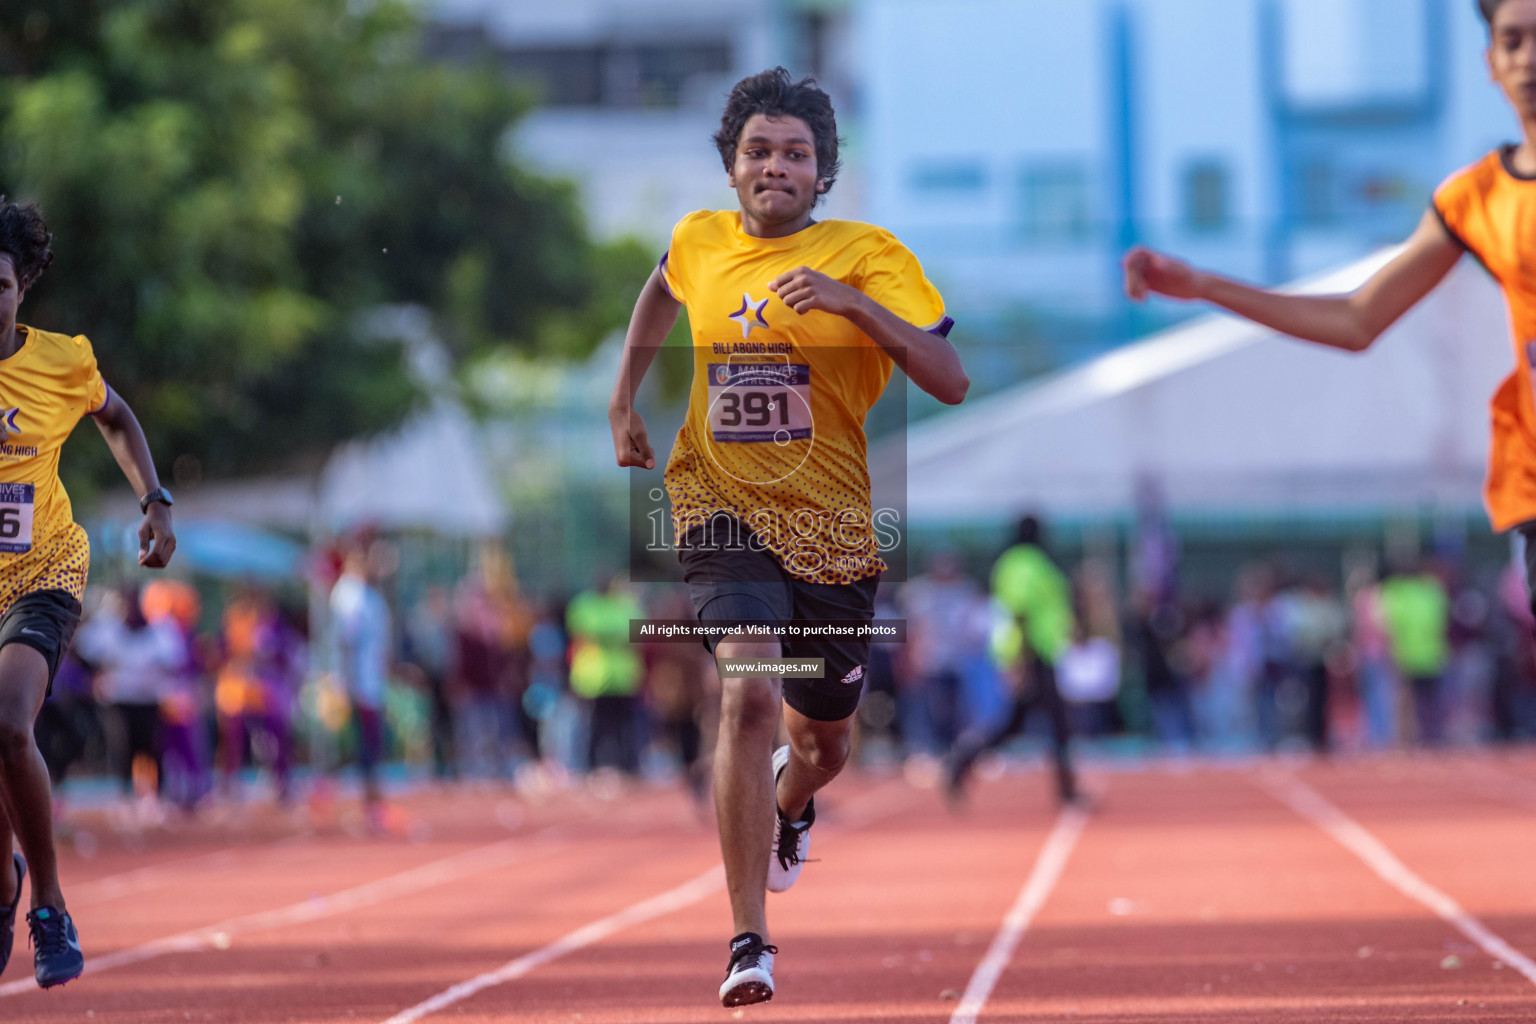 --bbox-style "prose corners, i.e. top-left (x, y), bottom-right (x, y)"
top-left (27, 906), bottom-right (82, 988)
top-left (0, 853), bottom-right (22, 976)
